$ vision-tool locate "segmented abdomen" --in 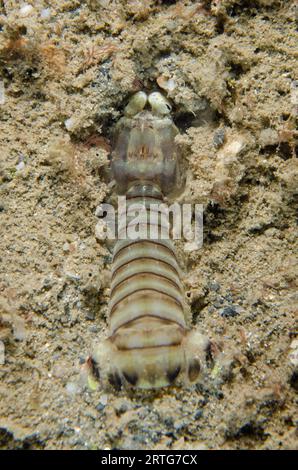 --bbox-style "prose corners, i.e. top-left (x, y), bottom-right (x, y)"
top-left (110, 184), bottom-right (186, 334)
